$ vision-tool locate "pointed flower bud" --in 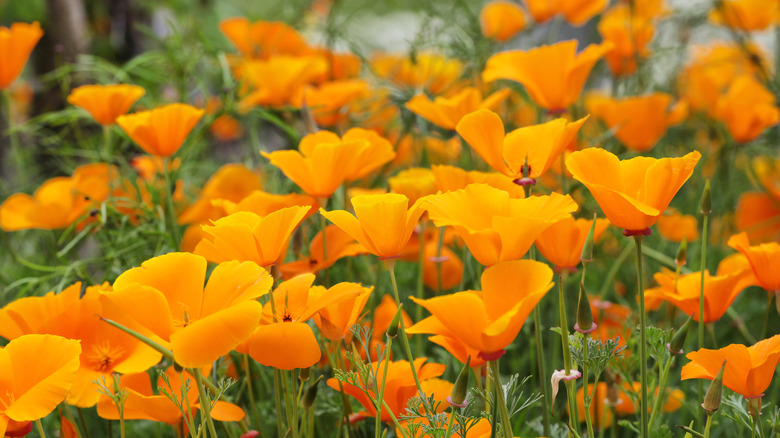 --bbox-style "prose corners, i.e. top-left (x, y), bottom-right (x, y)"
top-left (574, 282), bottom-right (596, 334)
top-left (386, 303), bottom-right (404, 339)
top-left (700, 179), bottom-right (711, 216)
top-left (667, 315), bottom-right (694, 355)
top-left (675, 236), bottom-right (688, 267)
top-left (303, 375), bottom-right (324, 409)
top-left (447, 356), bottom-right (471, 408)
top-left (580, 213), bottom-right (598, 264)
top-left (702, 360), bottom-right (726, 414)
